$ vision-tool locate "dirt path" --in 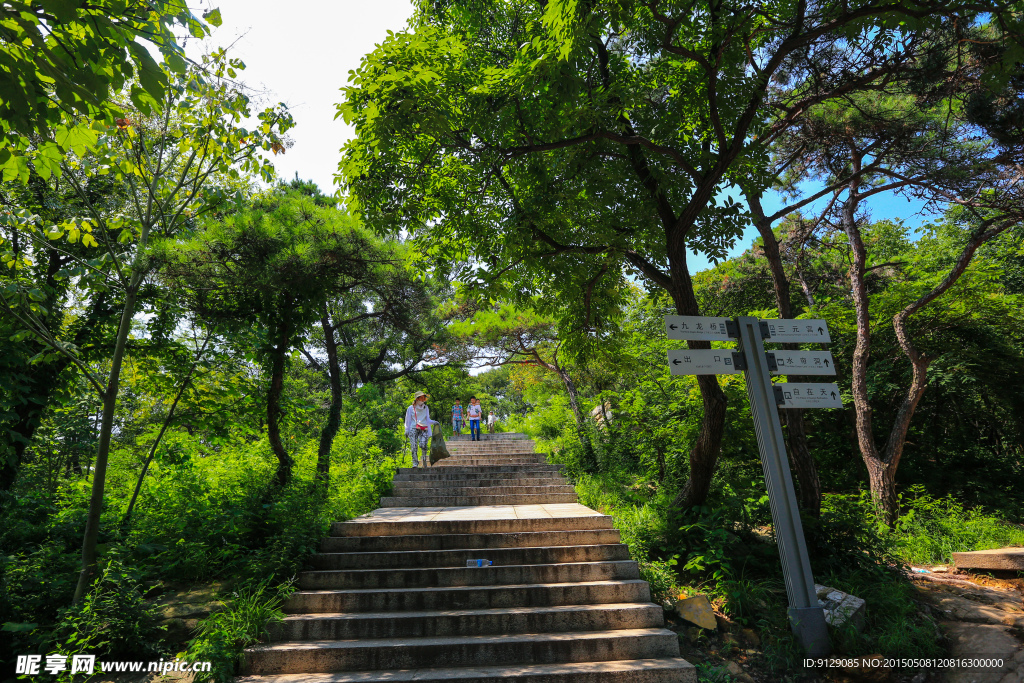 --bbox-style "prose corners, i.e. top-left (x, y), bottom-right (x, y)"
top-left (910, 571), bottom-right (1024, 683)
